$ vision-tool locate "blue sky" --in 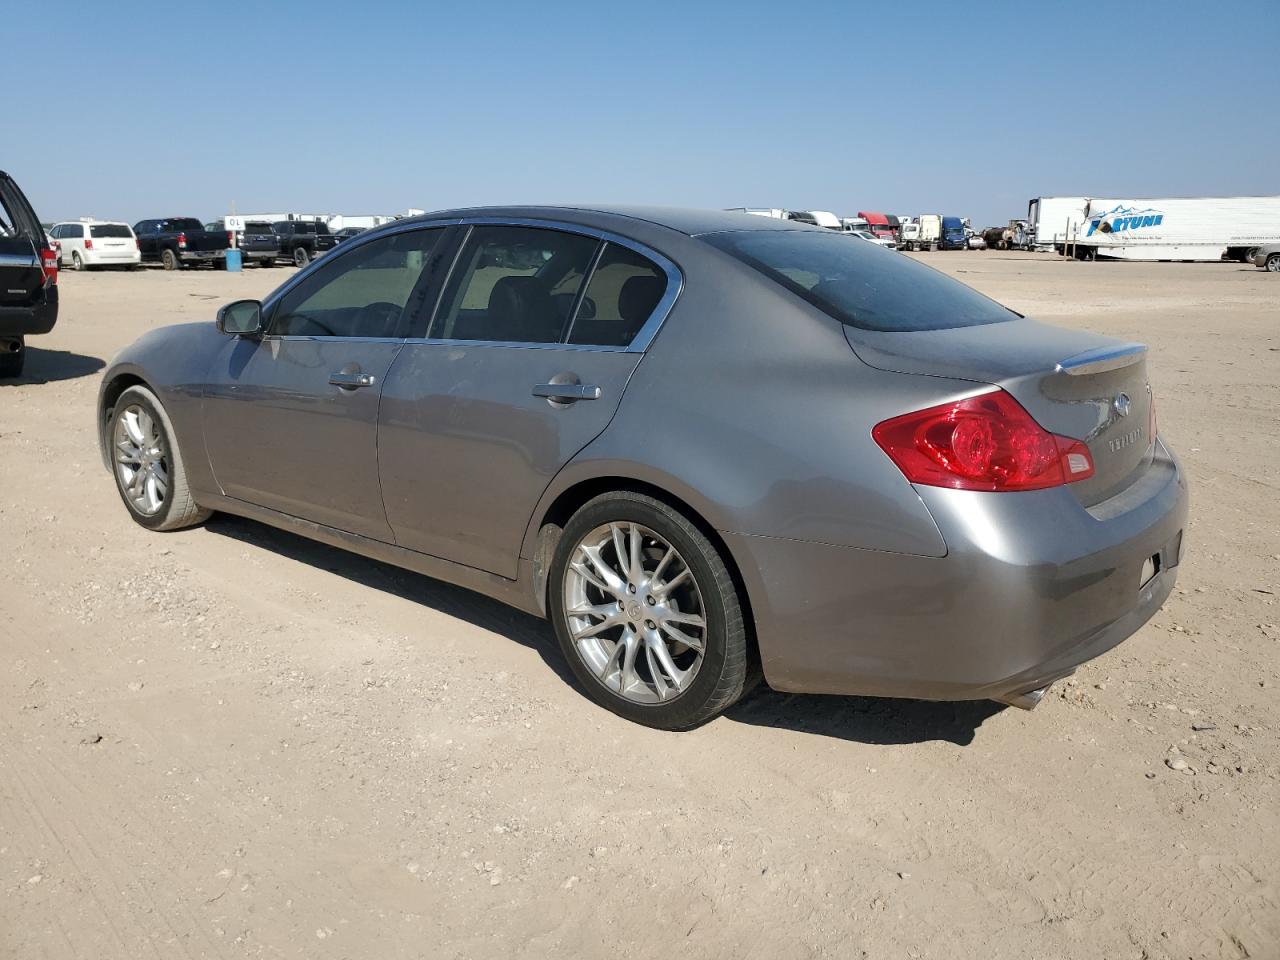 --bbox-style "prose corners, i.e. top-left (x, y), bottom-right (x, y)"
top-left (7, 2), bottom-right (1277, 227)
